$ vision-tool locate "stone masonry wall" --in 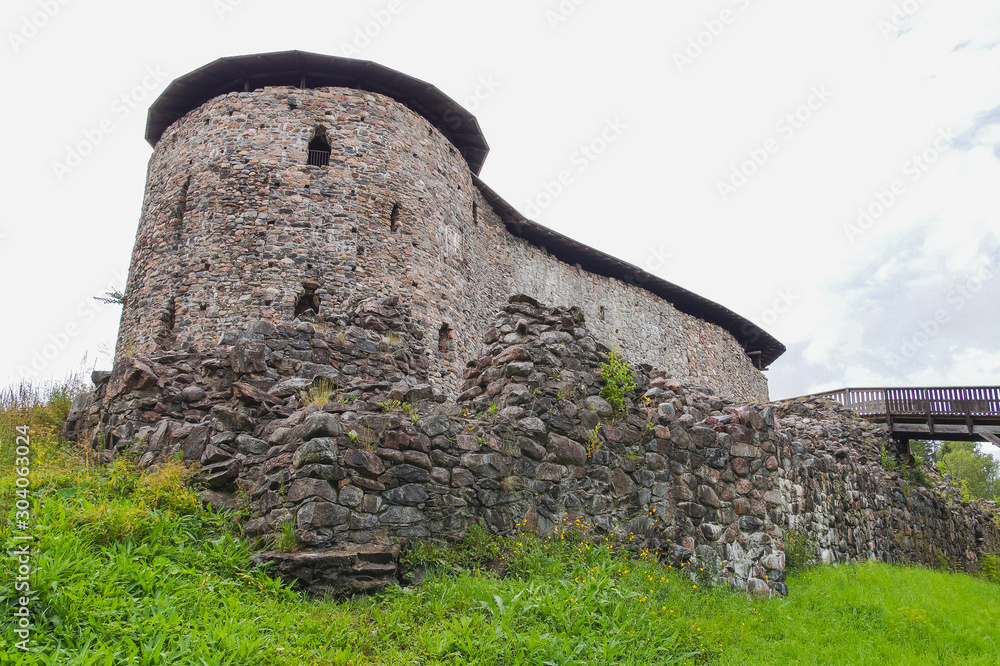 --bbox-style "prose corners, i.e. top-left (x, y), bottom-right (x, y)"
top-left (773, 398), bottom-right (997, 571)
top-left (115, 85), bottom-right (768, 402)
top-left (72, 295), bottom-right (997, 597)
